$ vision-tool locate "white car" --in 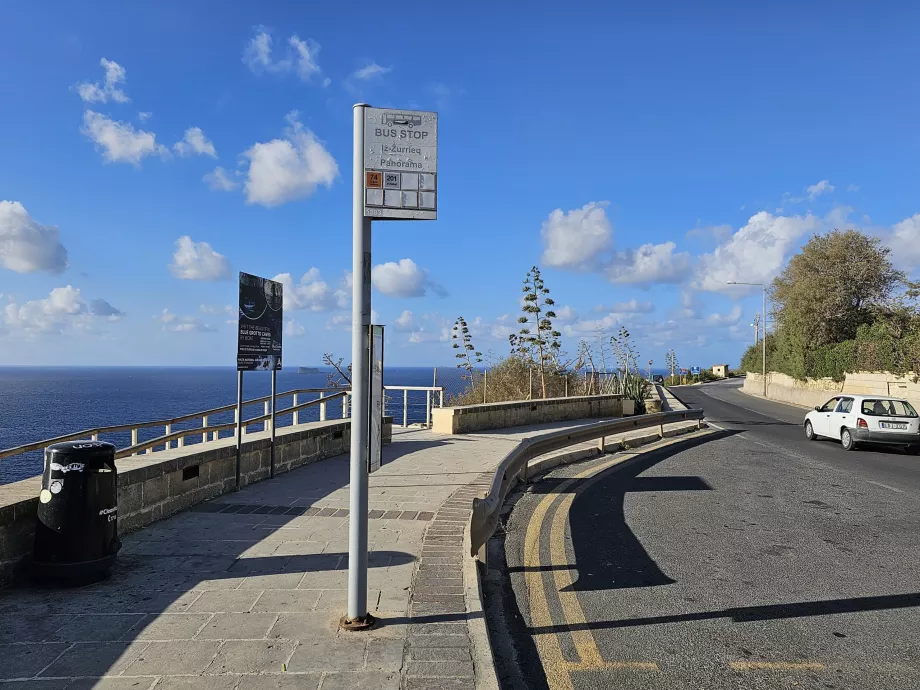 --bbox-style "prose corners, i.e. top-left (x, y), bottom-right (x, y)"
top-left (804, 394), bottom-right (920, 452)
